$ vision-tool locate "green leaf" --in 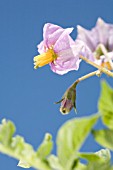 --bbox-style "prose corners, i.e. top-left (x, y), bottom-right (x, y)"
top-left (56, 114), bottom-right (99, 169)
top-left (92, 129), bottom-right (113, 150)
top-left (12, 135), bottom-right (36, 160)
top-left (37, 133), bottom-right (53, 160)
top-left (95, 149), bottom-right (111, 161)
top-left (73, 162), bottom-right (86, 170)
top-left (98, 81), bottom-right (113, 129)
top-left (87, 149), bottom-right (111, 170)
top-left (0, 119), bottom-right (51, 170)
top-left (0, 119), bottom-right (15, 146)
top-left (79, 149), bottom-right (111, 170)
top-left (47, 155), bottom-right (64, 170)
top-left (78, 152), bottom-right (100, 162)
top-left (47, 155), bottom-right (86, 170)
top-left (79, 149), bottom-right (111, 162)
